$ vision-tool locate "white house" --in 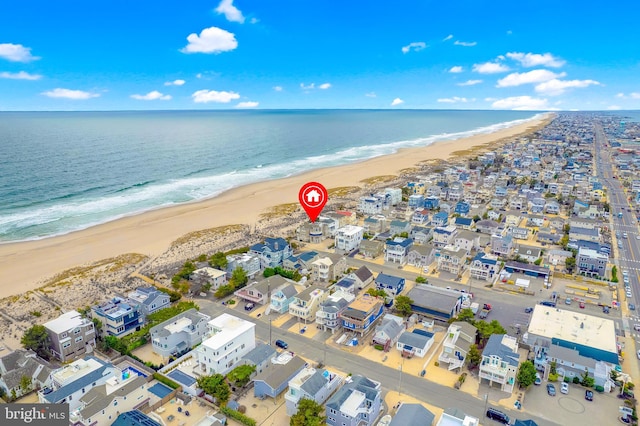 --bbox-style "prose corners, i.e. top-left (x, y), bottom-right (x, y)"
top-left (195, 314), bottom-right (256, 376)
top-left (334, 225), bottom-right (364, 254)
